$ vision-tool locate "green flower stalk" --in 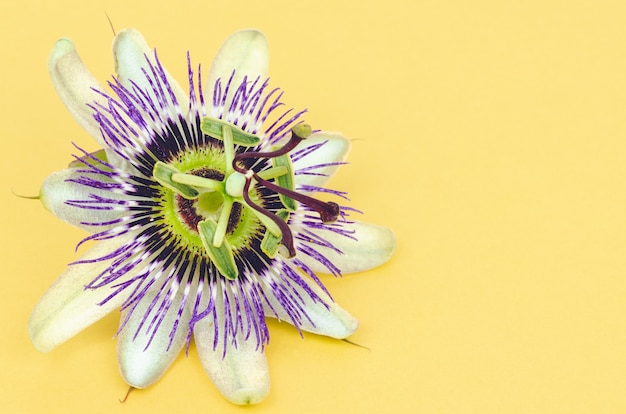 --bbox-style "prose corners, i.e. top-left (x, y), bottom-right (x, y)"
top-left (28, 28), bottom-right (396, 405)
